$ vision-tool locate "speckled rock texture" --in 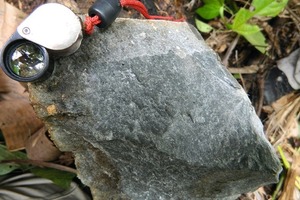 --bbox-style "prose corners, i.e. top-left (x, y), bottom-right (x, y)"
top-left (29, 18), bottom-right (281, 200)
